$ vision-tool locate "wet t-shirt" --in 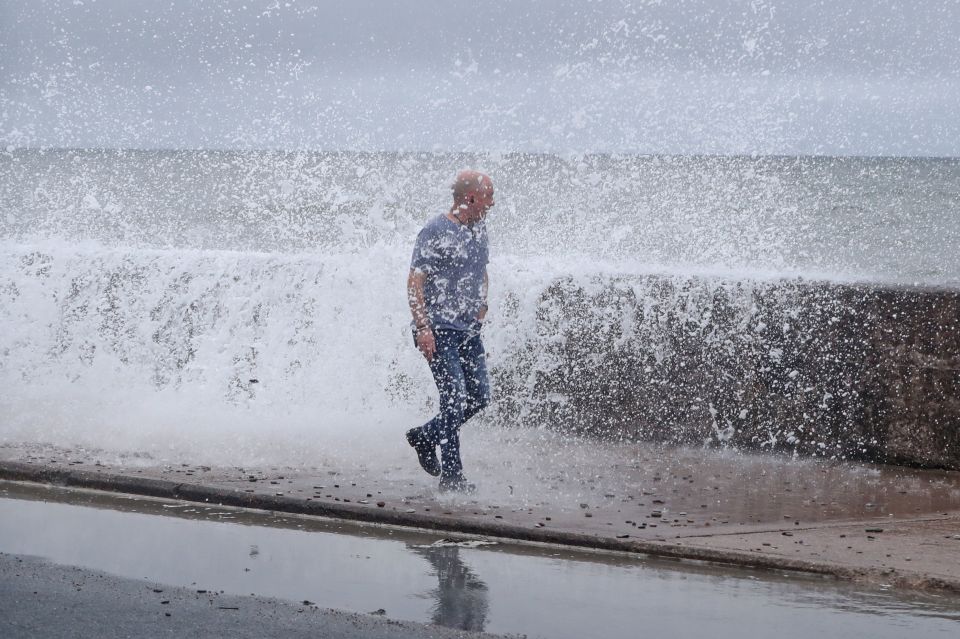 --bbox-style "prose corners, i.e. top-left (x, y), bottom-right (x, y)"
top-left (410, 214), bottom-right (489, 331)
